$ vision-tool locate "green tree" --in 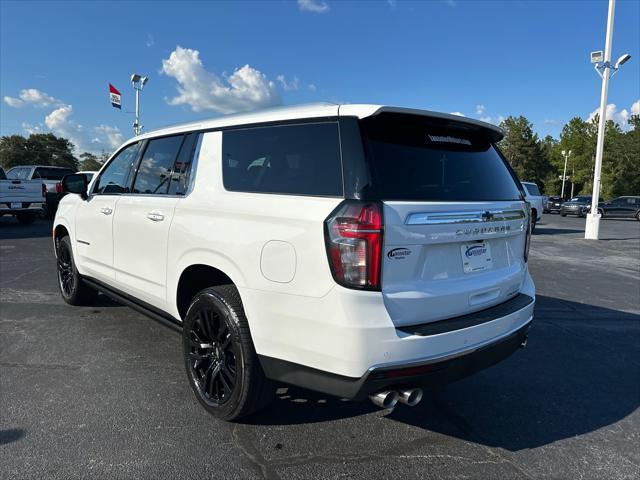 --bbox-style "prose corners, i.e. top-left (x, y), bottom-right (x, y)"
top-left (0, 135), bottom-right (32, 169)
top-left (79, 152), bottom-right (103, 171)
top-left (605, 115), bottom-right (640, 197)
top-left (498, 116), bottom-right (551, 190)
top-left (0, 133), bottom-right (78, 170)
